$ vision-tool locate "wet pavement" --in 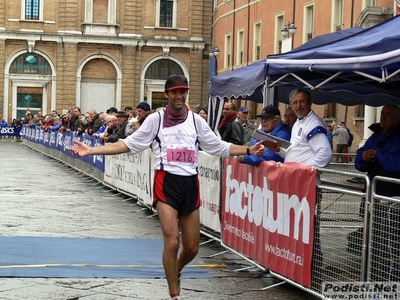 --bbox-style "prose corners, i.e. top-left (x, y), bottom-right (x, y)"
top-left (0, 140), bottom-right (317, 300)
